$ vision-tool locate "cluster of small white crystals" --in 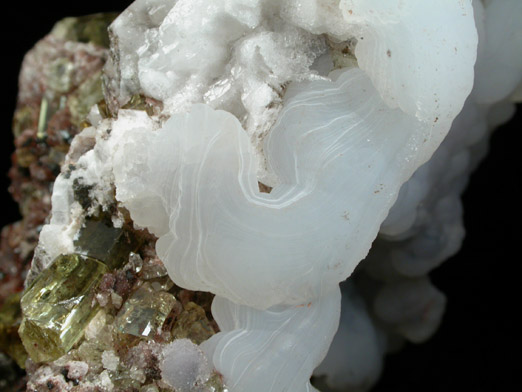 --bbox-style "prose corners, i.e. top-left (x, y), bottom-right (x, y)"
top-left (33, 0), bottom-right (522, 391)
